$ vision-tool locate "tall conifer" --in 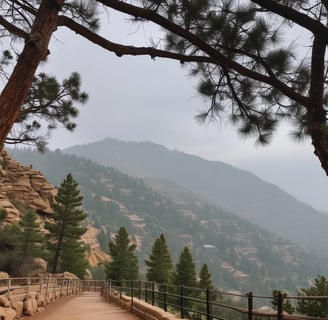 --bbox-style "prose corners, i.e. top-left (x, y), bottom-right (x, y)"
top-left (145, 233), bottom-right (173, 284)
top-left (198, 264), bottom-right (212, 289)
top-left (45, 173), bottom-right (87, 275)
top-left (172, 246), bottom-right (197, 287)
top-left (17, 210), bottom-right (45, 261)
top-left (105, 227), bottom-right (138, 281)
